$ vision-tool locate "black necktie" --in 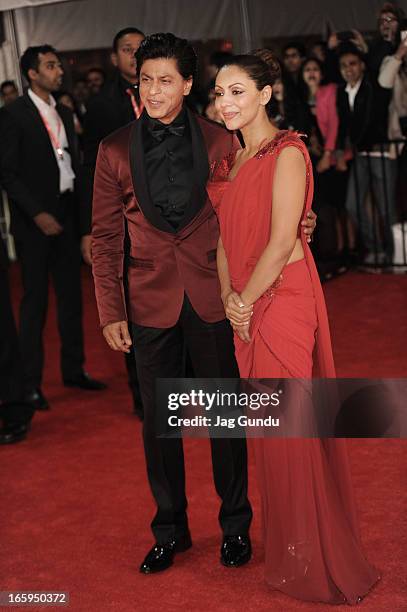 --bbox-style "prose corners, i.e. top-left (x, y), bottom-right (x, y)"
top-left (150, 123), bottom-right (185, 142)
